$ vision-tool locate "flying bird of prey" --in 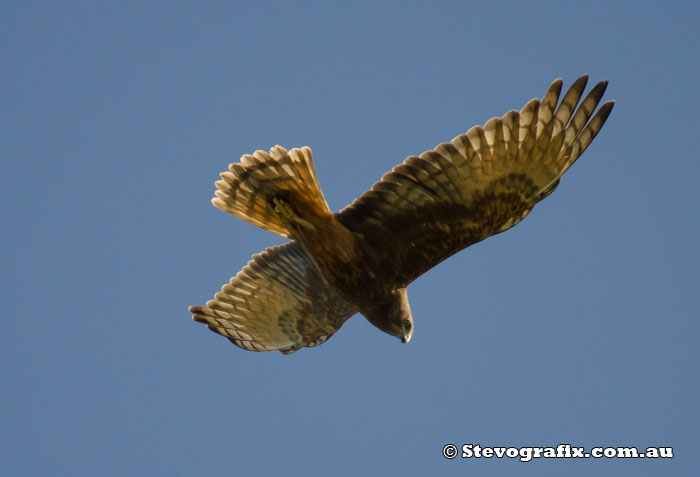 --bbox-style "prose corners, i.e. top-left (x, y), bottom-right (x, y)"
top-left (189, 75), bottom-right (614, 353)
